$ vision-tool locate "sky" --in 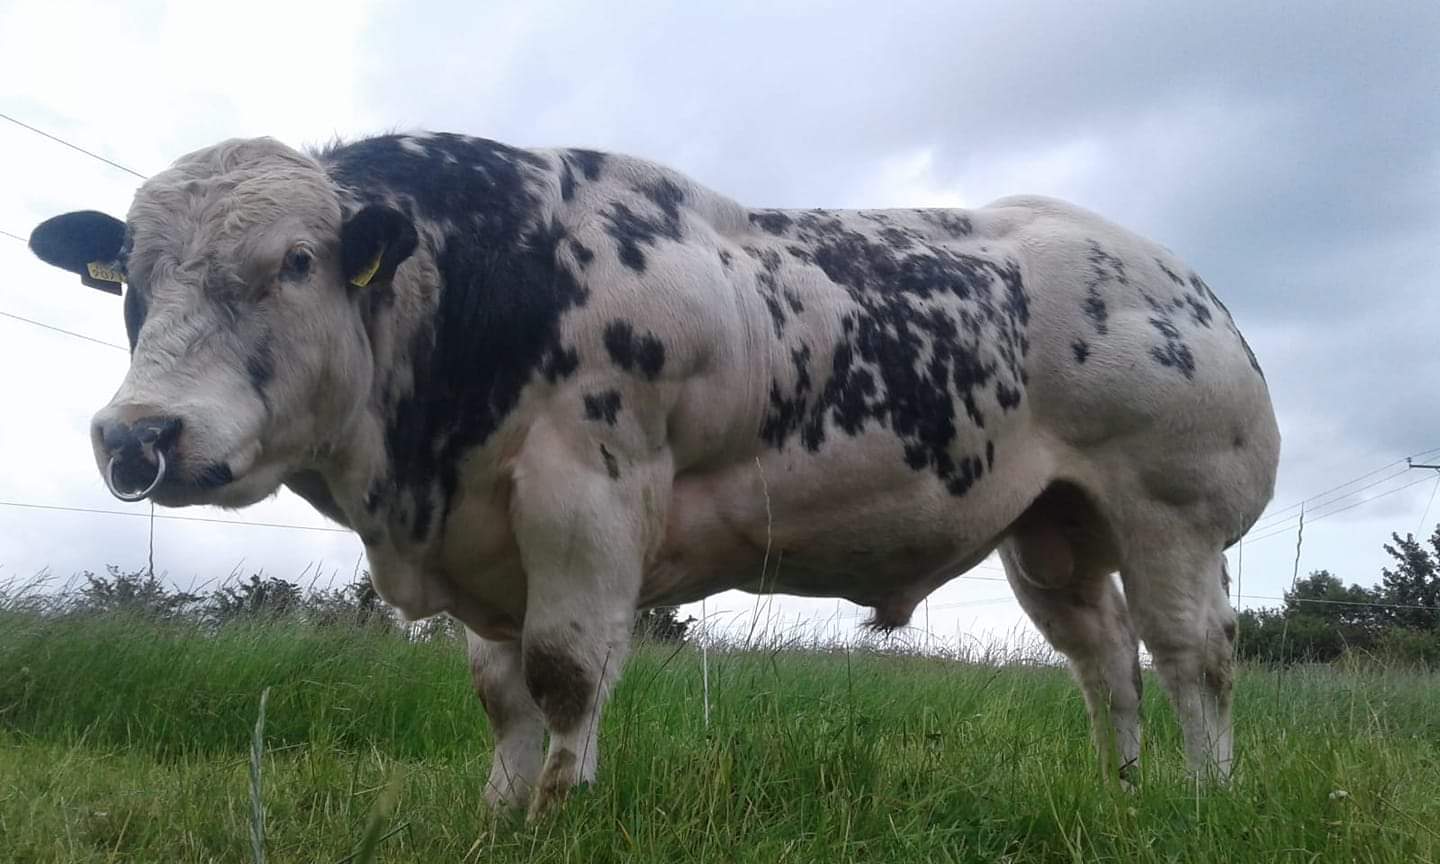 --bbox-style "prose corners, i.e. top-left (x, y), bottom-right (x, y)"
top-left (1, 0), bottom-right (1437, 648)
